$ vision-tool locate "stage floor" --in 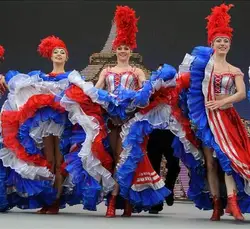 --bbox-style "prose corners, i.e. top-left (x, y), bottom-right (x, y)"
top-left (1, 202), bottom-right (249, 229)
